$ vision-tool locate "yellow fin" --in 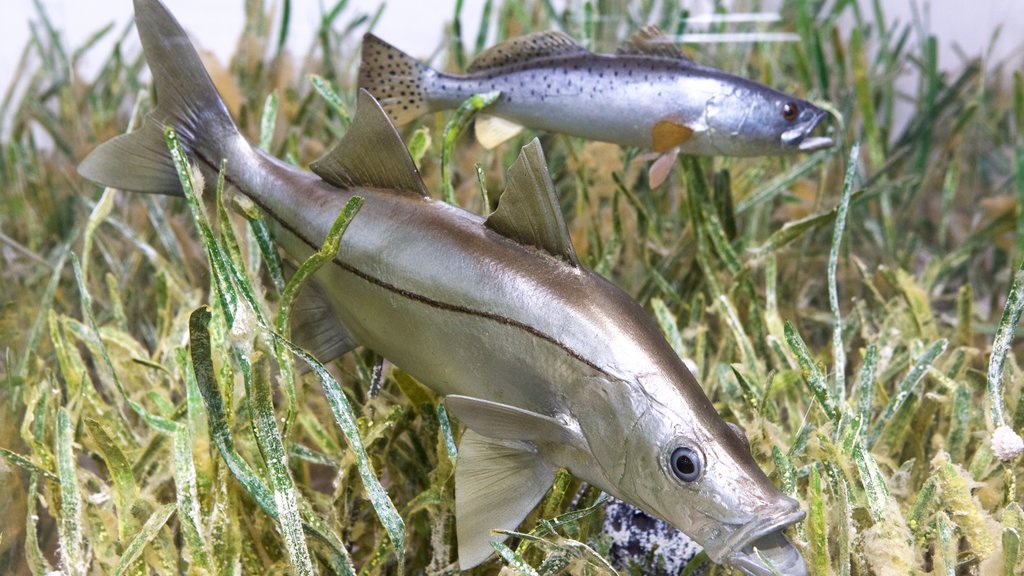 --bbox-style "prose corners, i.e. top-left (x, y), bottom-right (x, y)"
top-left (474, 114), bottom-right (525, 150)
top-left (651, 120), bottom-right (693, 153)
